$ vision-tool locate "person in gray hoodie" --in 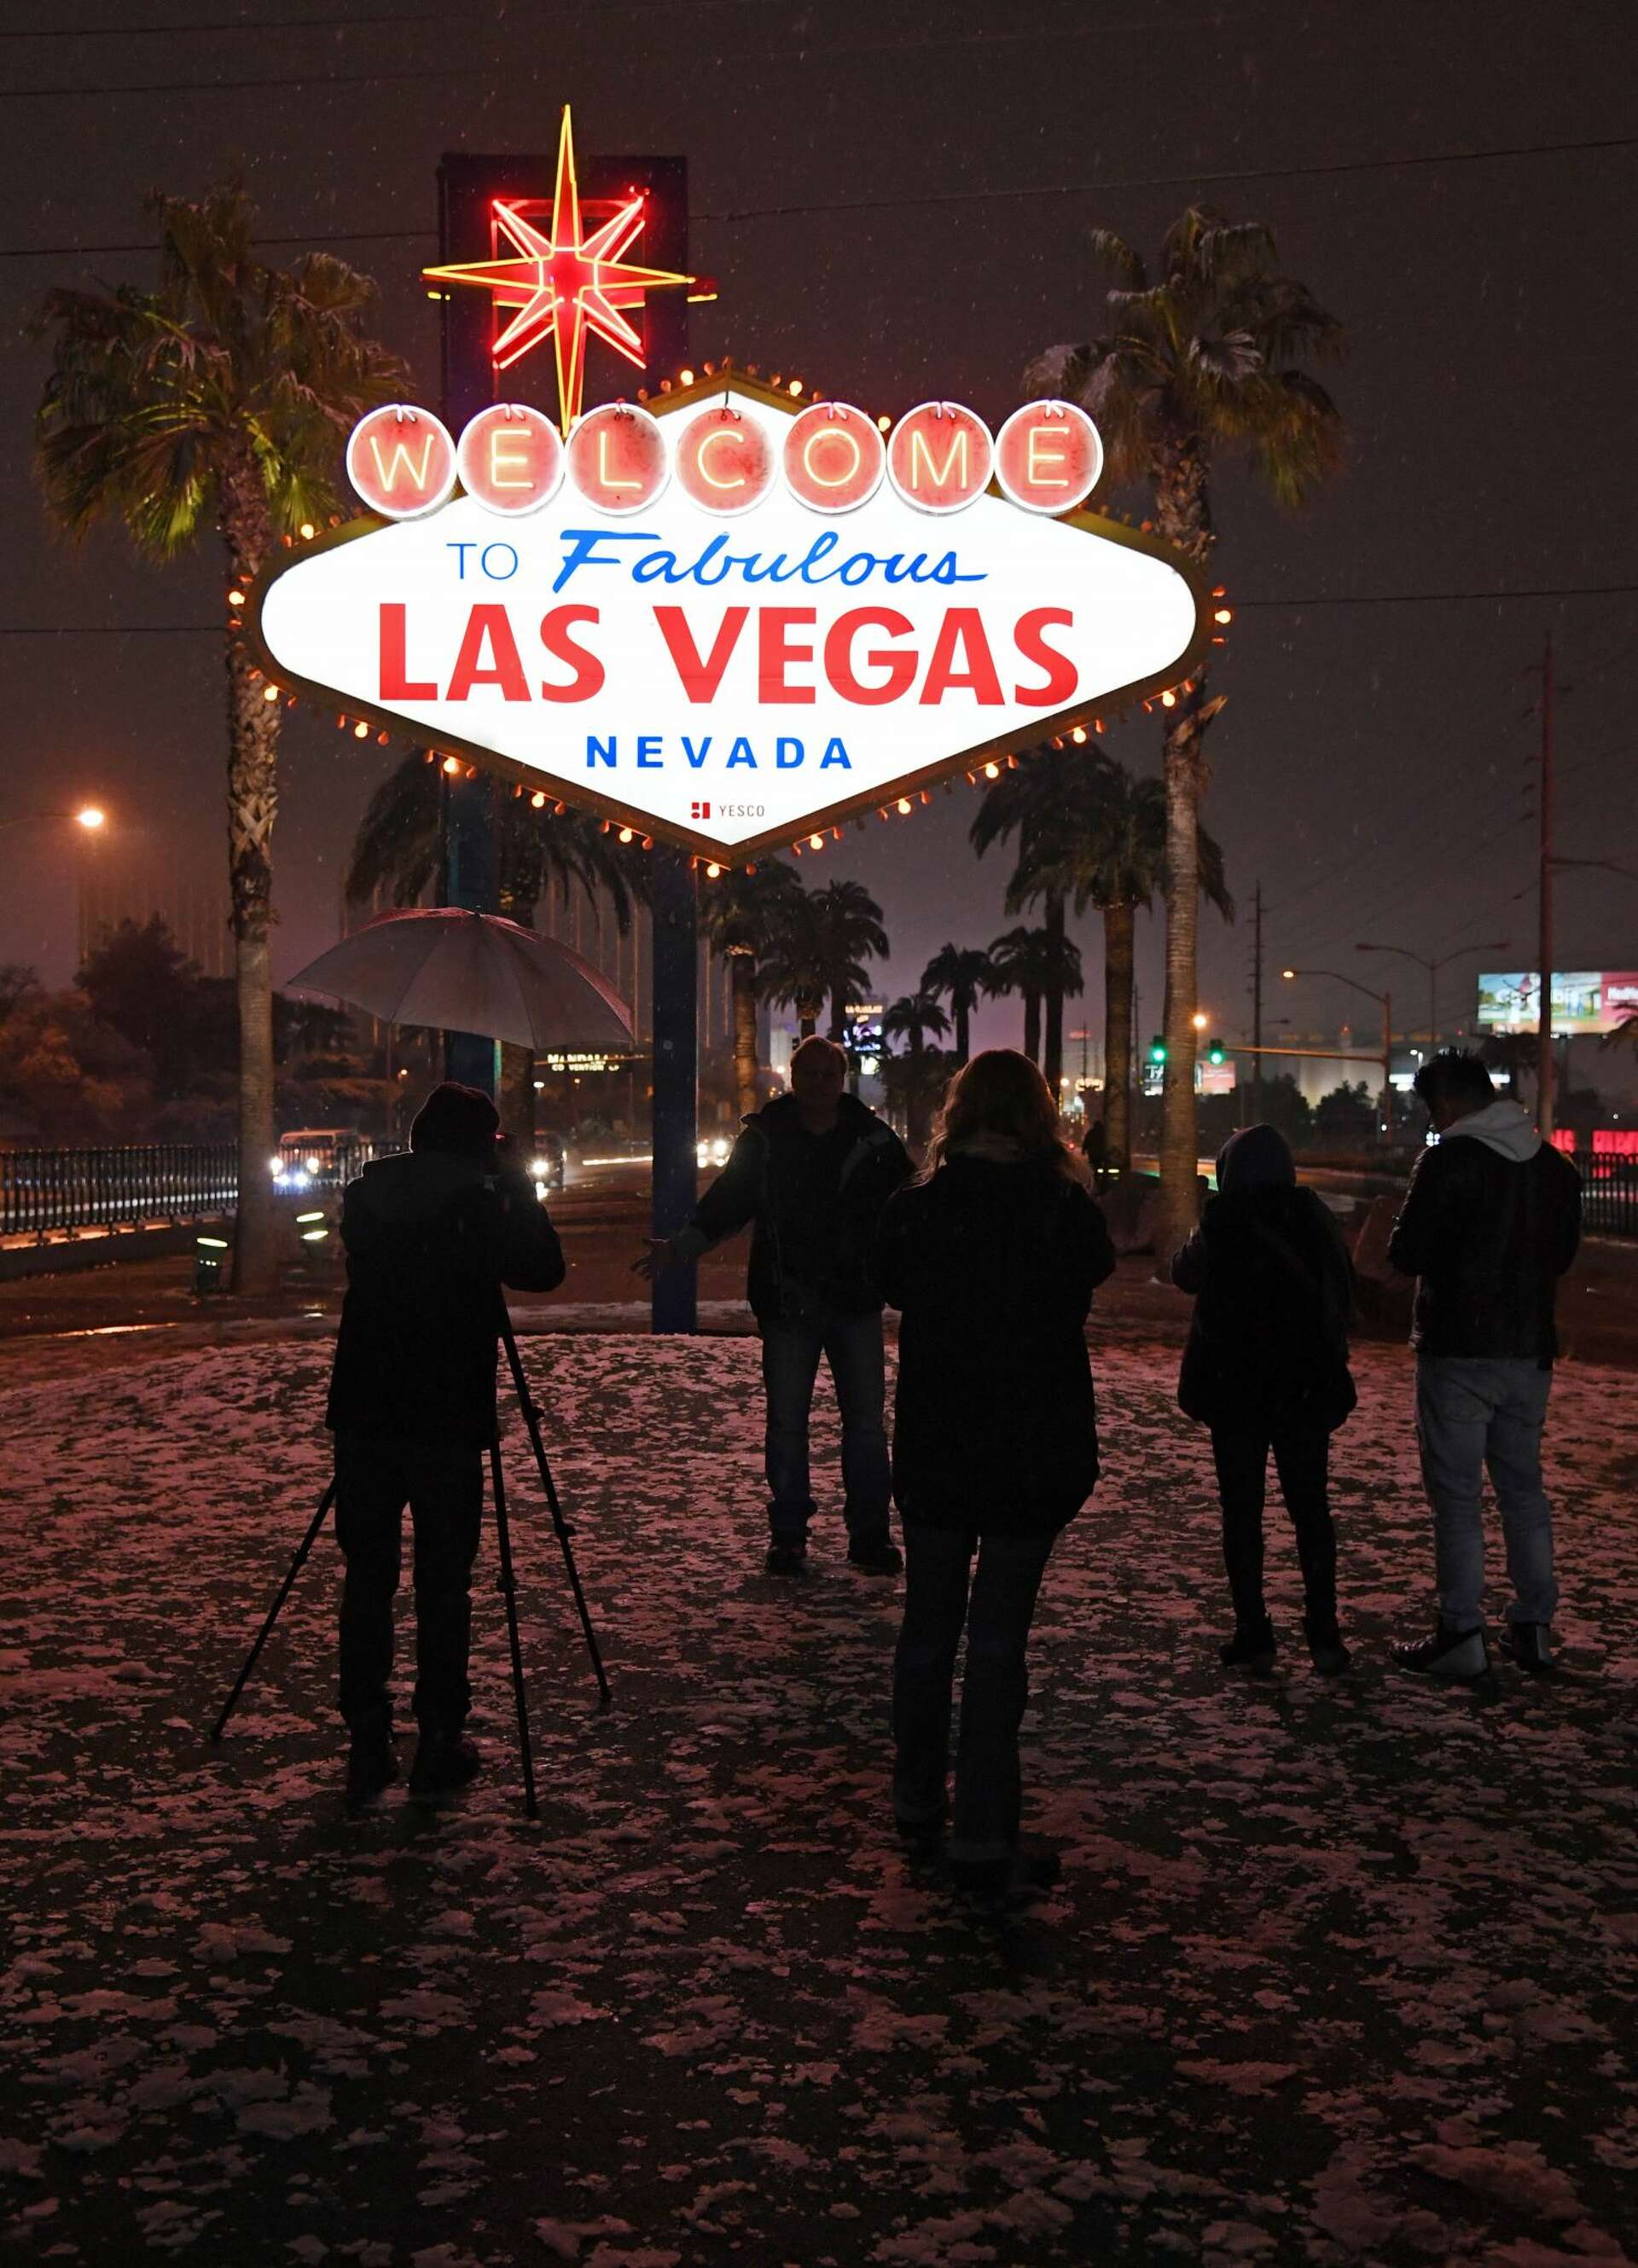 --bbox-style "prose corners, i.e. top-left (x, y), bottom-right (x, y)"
top-left (1386, 1050), bottom-right (1581, 1678)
